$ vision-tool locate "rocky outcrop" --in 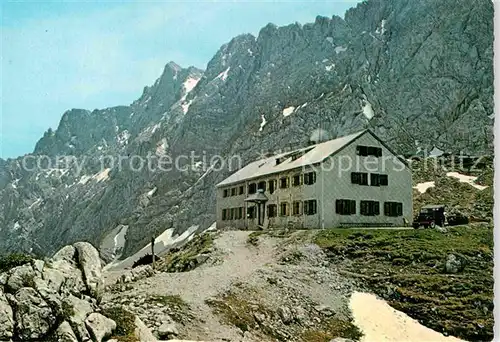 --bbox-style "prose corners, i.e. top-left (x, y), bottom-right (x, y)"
top-left (0, 242), bottom-right (119, 341)
top-left (0, 288), bottom-right (14, 340)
